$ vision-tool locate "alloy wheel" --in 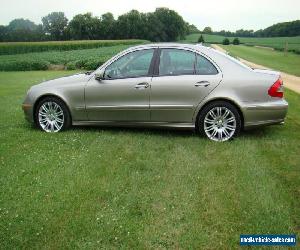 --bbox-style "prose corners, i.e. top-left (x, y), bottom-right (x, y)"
top-left (203, 106), bottom-right (237, 141)
top-left (38, 101), bottom-right (64, 132)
